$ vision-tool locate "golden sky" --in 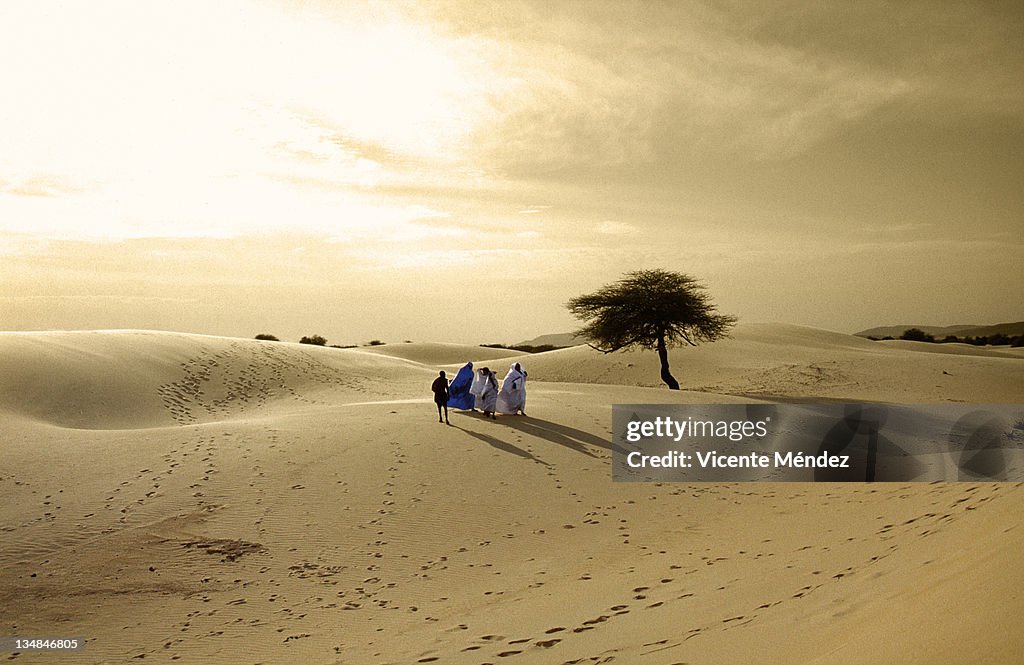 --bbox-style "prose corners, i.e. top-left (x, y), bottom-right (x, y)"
top-left (1, 0), bottom-right (1021, 344)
